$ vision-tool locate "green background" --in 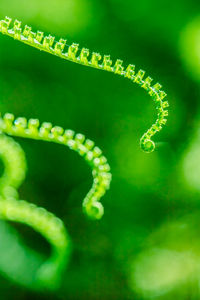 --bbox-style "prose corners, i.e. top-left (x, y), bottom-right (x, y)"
top-left (0, 0), bottom-right (200, 299)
